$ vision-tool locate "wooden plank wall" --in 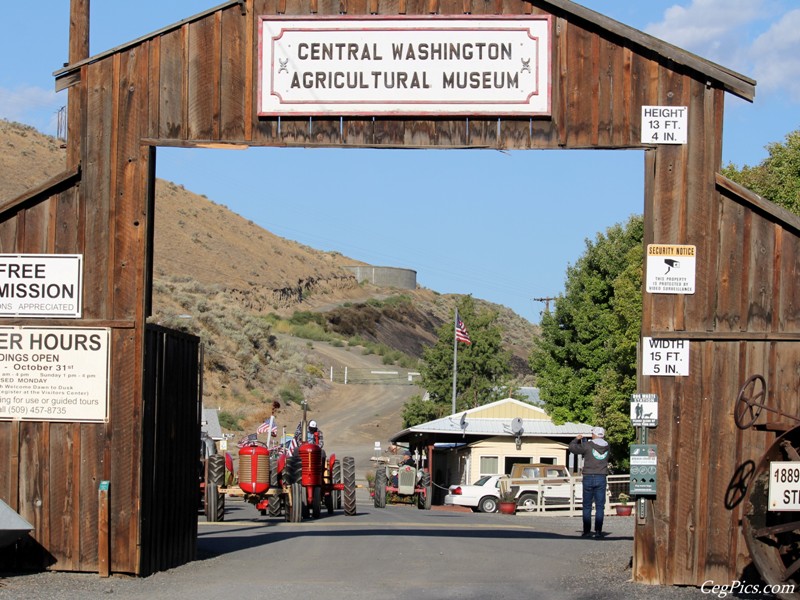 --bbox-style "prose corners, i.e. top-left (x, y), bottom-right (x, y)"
top-left (3, 0), bottom-right (784, 585)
